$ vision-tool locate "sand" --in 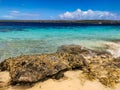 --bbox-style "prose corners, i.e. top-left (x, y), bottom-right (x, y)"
top-left (0, 71), bottom-right (10, 90)
top-left (0, 70), bottom-right (120, 90)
